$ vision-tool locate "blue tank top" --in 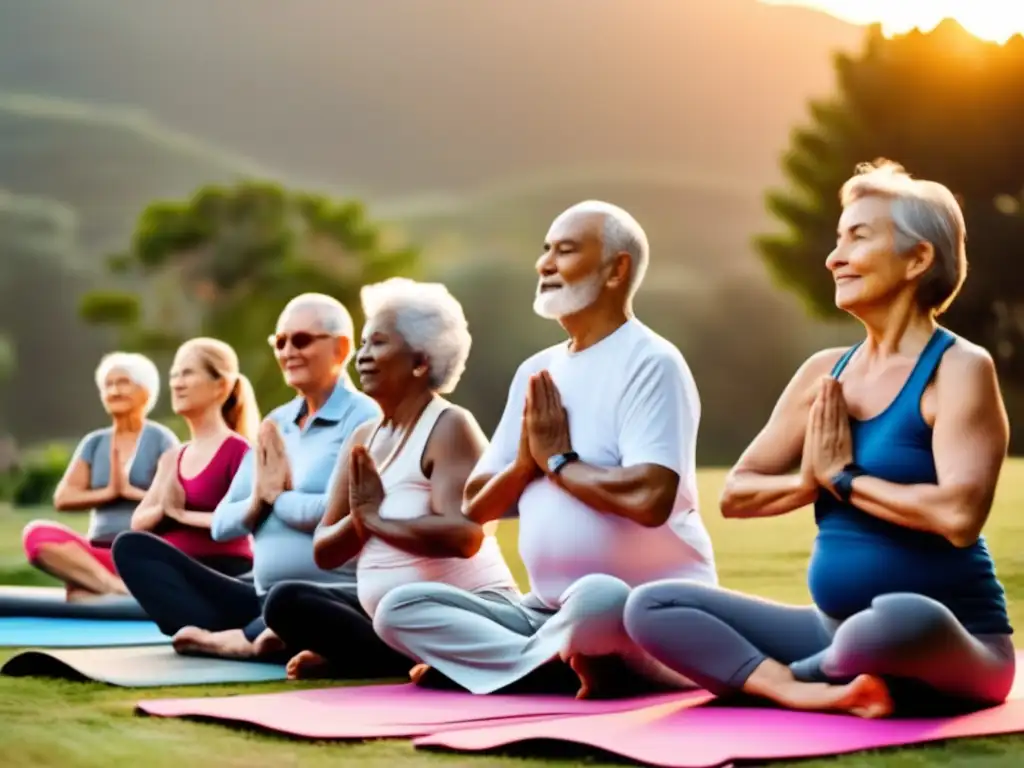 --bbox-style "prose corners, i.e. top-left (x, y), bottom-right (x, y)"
top-left (807, 328), bottom-right (1011, 636)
